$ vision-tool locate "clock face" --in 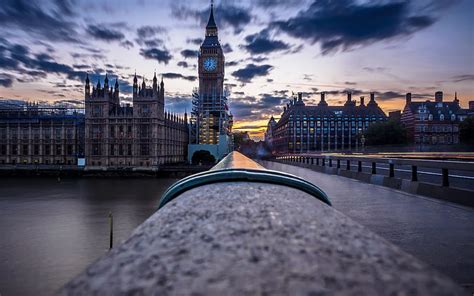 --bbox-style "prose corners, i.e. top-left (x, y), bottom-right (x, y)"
top-left (203, 57), bottom-right (217, 72)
